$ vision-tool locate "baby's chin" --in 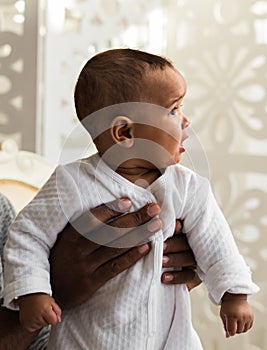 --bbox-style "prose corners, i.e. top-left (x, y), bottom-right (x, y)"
top-left (136, 152), bottom-right (182, 170)
top-left (158, 157), bottom-right (181, 170)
